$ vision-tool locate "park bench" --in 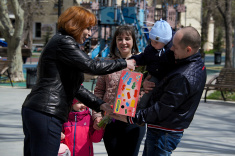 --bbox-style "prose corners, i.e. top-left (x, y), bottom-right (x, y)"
top-left (0, 47), bottom-right (32, 63)
top-left (0, 60), bottom-right (13, 87)
top-left (204, 68), bottom-right (235, 102)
